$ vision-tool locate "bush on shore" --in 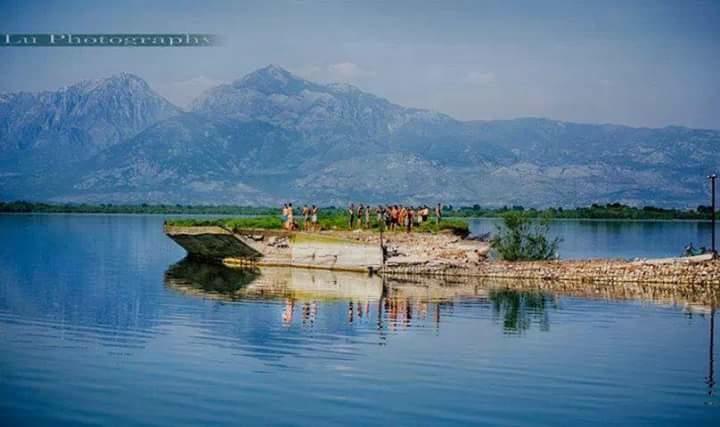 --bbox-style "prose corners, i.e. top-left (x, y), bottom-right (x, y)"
top-left (491, 212), bottom-right (560, 261)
